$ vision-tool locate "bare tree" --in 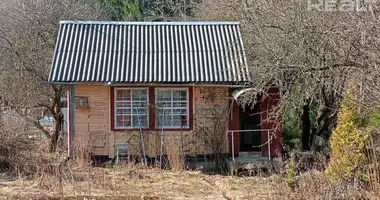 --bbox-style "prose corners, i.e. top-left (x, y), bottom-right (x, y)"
top-left (0, 0), bottom-right (108, 152)
top-left (195, 0), bottom-right (380, 149)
